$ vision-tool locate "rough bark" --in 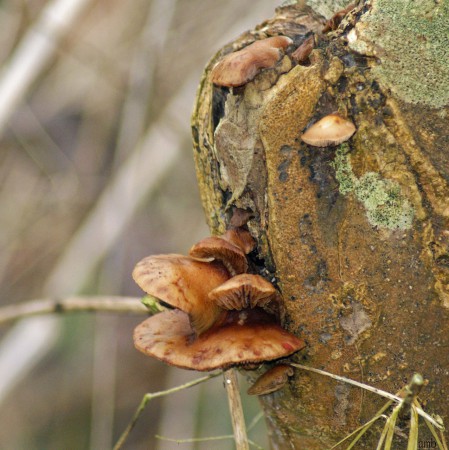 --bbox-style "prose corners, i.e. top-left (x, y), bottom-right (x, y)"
top-left (191, 1), bottom-right (449, 448)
